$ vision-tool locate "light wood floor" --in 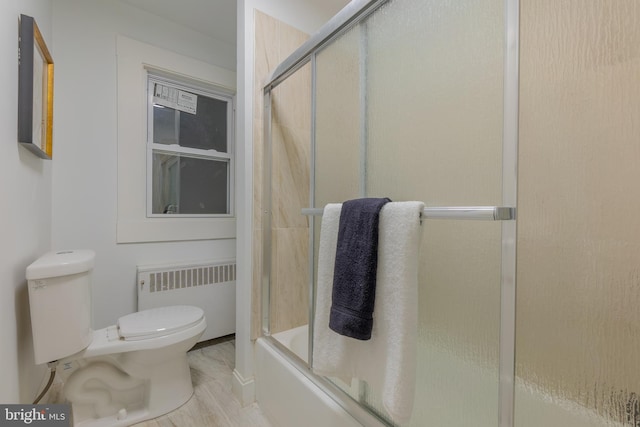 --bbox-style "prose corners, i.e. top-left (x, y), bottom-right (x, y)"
top-left (51, 339), bottom-right (273, 427)
top-left (134, 339), bottom-right (272, 427)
